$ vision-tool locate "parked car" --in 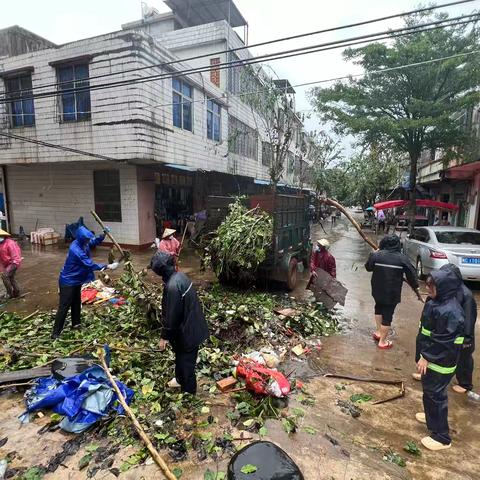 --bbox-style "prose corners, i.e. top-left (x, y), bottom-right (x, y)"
top-left (403, 226), bottom-right (480, 281)
top-left (395, 214), bottom-right (429, 231)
